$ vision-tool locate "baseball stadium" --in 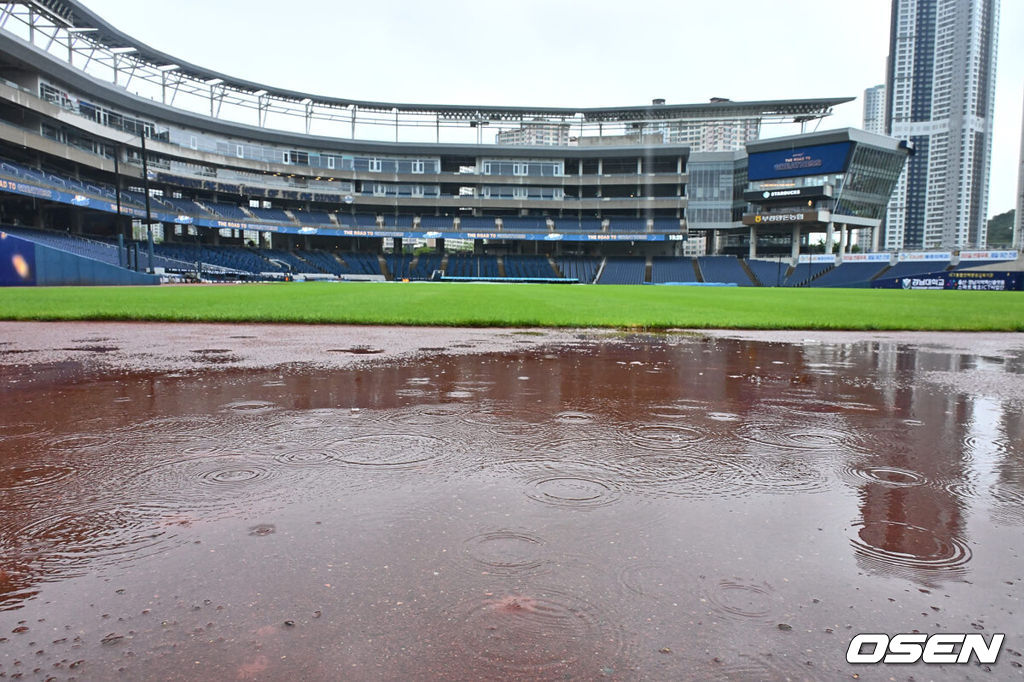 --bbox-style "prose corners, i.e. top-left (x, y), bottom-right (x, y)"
top-left (0, 1), bottom-right (1021, 680)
